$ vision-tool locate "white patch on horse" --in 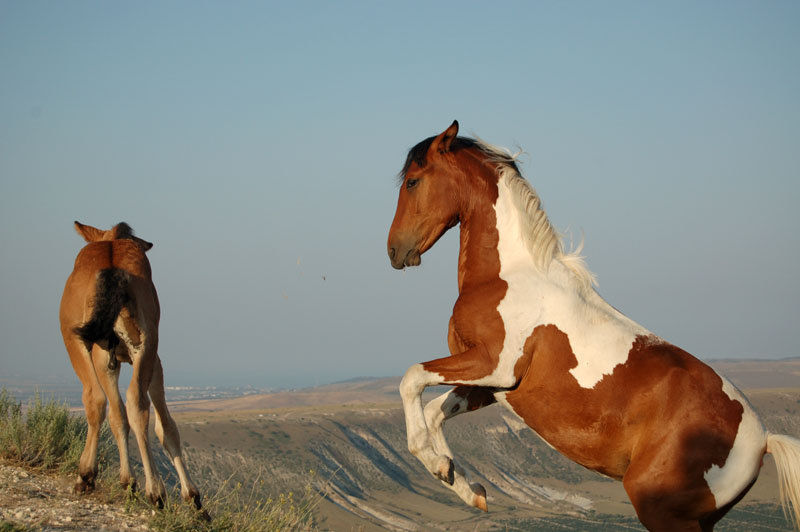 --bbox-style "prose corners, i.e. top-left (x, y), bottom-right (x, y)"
top-left (704, 377), bottom-right (766, 508)
top-left (488, 173), bottom-right (651, 389)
